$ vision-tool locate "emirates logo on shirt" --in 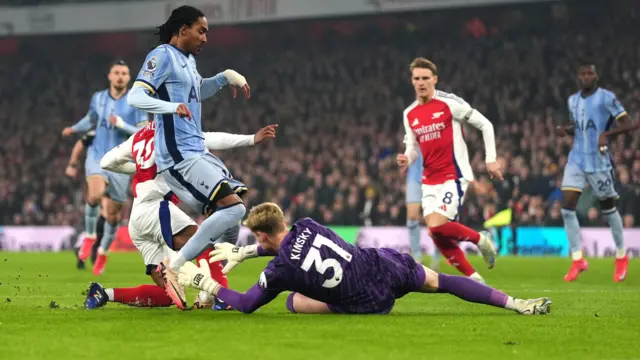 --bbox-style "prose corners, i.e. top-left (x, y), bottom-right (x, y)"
top-left (413, 122), bottom-right (446, 143)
